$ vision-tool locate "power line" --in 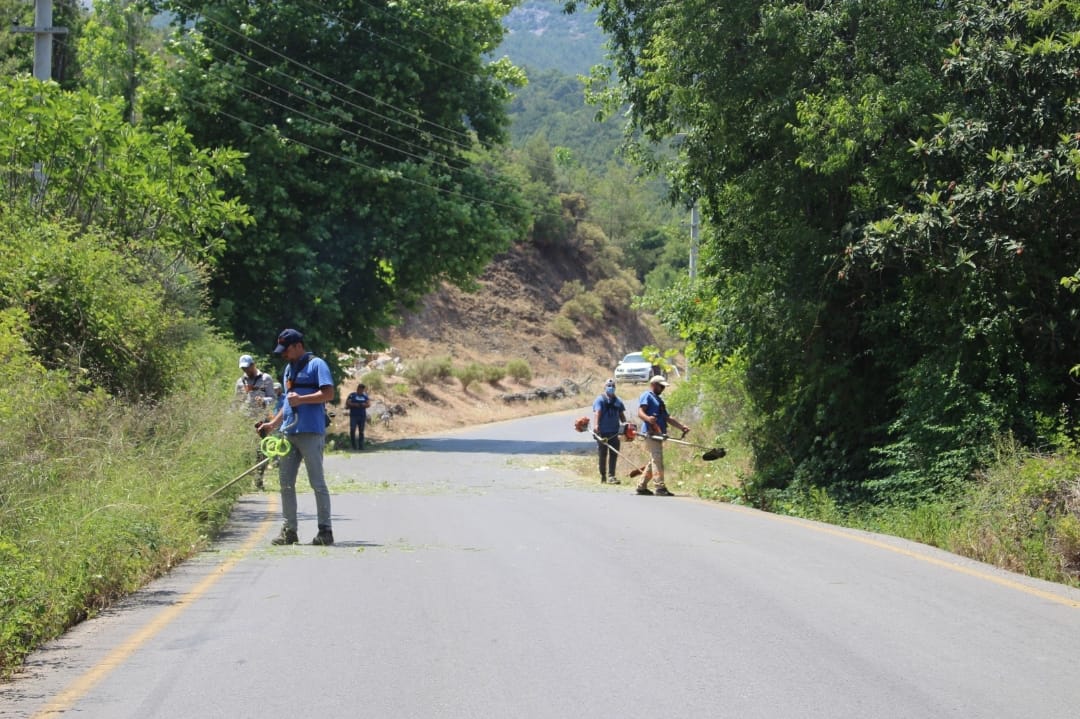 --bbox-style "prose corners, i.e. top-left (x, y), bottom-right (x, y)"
top-left (196, 32), bottom-right (477, 161)
top-left (172, 1), bottom-right (479, 148)
top-left (187, 97), bottom-right (532, 218)
top-left (191, 32), bottom-right (525, 195)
